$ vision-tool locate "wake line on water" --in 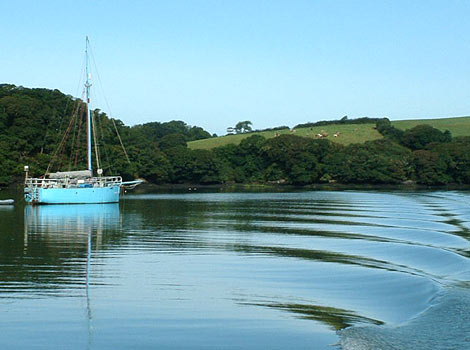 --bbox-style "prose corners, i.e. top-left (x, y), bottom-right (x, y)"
top-left (338, 191), bottom-right (470, 350)
top-left (338, 288), bottom-right (470, 350)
